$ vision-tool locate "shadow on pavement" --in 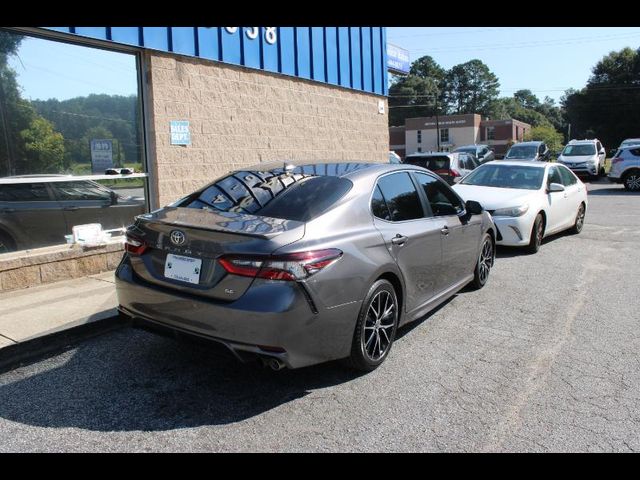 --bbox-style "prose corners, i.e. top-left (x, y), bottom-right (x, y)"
top-left (0, 328), bottom-right (366, 432)
top-left (587, 187), bottom-right (640, 196)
